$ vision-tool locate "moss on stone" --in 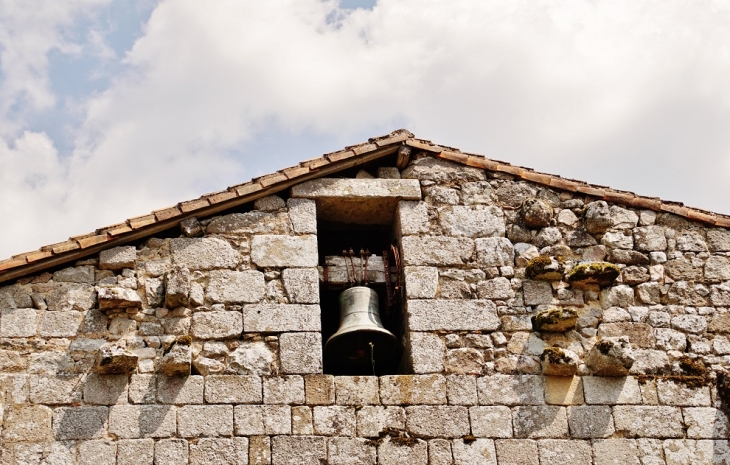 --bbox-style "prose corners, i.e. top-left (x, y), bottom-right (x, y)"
top-left (525, 255), bottom-right (564, 281)
top-left (531, 307), bottom-right (578, 332)
top-left (565, 262), bottom-right (620, 288)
